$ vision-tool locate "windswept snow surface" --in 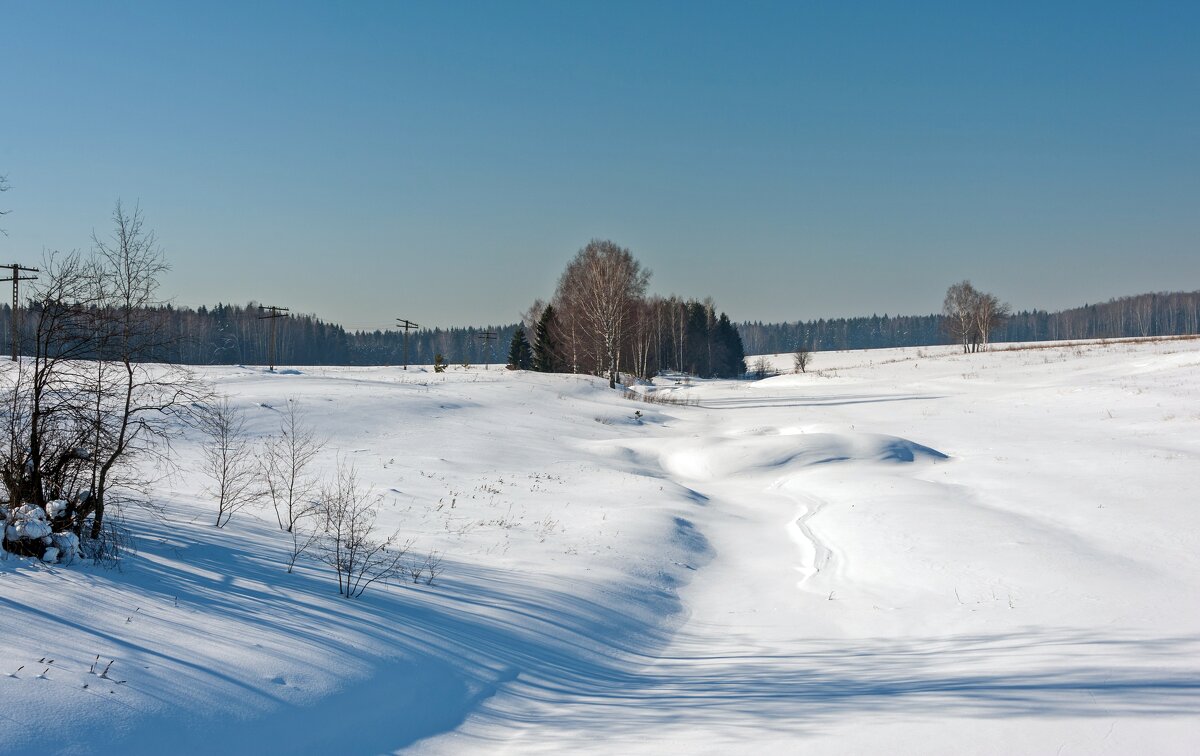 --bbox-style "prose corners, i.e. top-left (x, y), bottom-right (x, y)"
top-left (3, 339), bottom-right (1199, 754)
